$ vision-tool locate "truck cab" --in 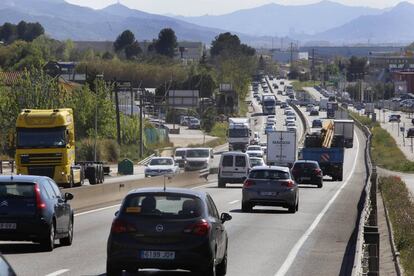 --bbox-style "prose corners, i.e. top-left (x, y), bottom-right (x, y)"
top-left (228, 118), bottom-right (251, 152)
